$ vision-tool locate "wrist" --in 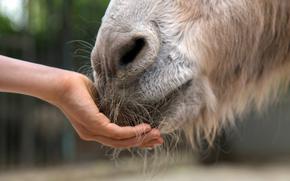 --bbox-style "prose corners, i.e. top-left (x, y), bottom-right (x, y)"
top-left (45, 70), bottom-right (76, 105)
top-left (47, 70), bottom-right (89, 107)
